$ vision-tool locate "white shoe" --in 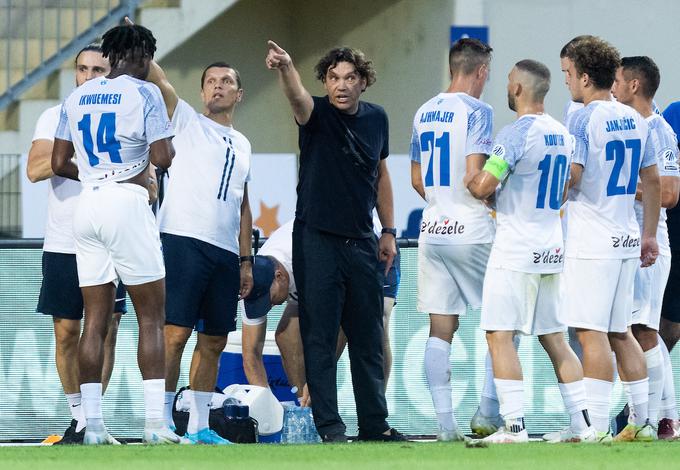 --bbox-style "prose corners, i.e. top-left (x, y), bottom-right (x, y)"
top-left (437, 428), bottom-right (465, 442)
top-left (481, 426), bottom-right (529, 444)
top-left (143, 425), bottom-right (191, 445)
top-left (543, 425), bottom-right (598, 443)
top-left (470, 408), bottom-right (504, 437)
top-left (83, 428), bottom-right (121, 445)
